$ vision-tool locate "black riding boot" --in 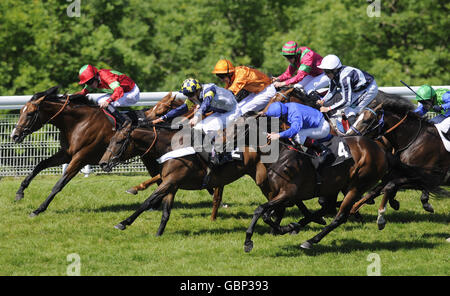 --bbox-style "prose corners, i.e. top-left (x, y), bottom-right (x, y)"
top-left (311, 141), bottom-right (332, 166)
top-left (105, 104), bottom-right (127, 128)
